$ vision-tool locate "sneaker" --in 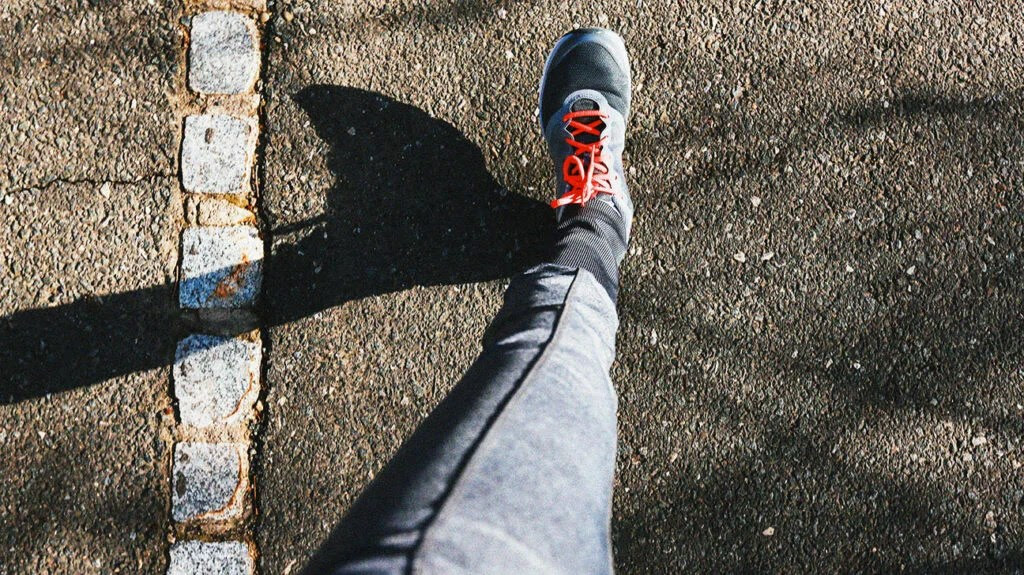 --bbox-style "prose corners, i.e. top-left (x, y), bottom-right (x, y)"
top-left (538, 28), bottom-right (633, 235)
